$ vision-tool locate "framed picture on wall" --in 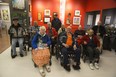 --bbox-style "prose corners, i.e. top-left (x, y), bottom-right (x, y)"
top-left (12, 0), bottom-right (25, 10)
top-left (105, 16), bottom-right (111, 24)
top-left (1, 9), bottom-right (10, 21)
top-left (44, 17), bottom-right (51, 24)
top-left (73, 17), bottom-right (80, 25)
top-left (38, 12), bottom-right (42, 21)
top-left (44, 9), bottom-right (50, 16)
top-left (75, 10), bottom-right (80, 16)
